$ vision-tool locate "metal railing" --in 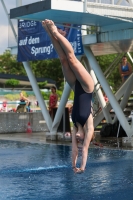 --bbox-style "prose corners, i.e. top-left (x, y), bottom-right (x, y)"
top-left (92, 53), bottom-right (128, 118)
top-left (87, 0), bottom-right (129, 6)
